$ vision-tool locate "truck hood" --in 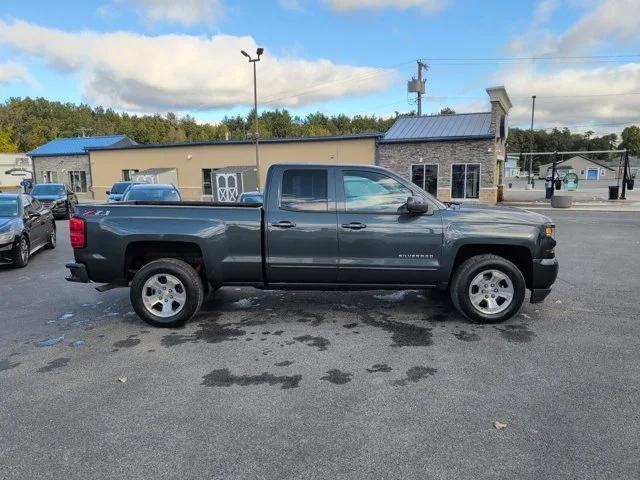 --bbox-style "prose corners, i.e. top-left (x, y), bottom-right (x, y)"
top-left (447, 203), bottom-right (552, 226)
